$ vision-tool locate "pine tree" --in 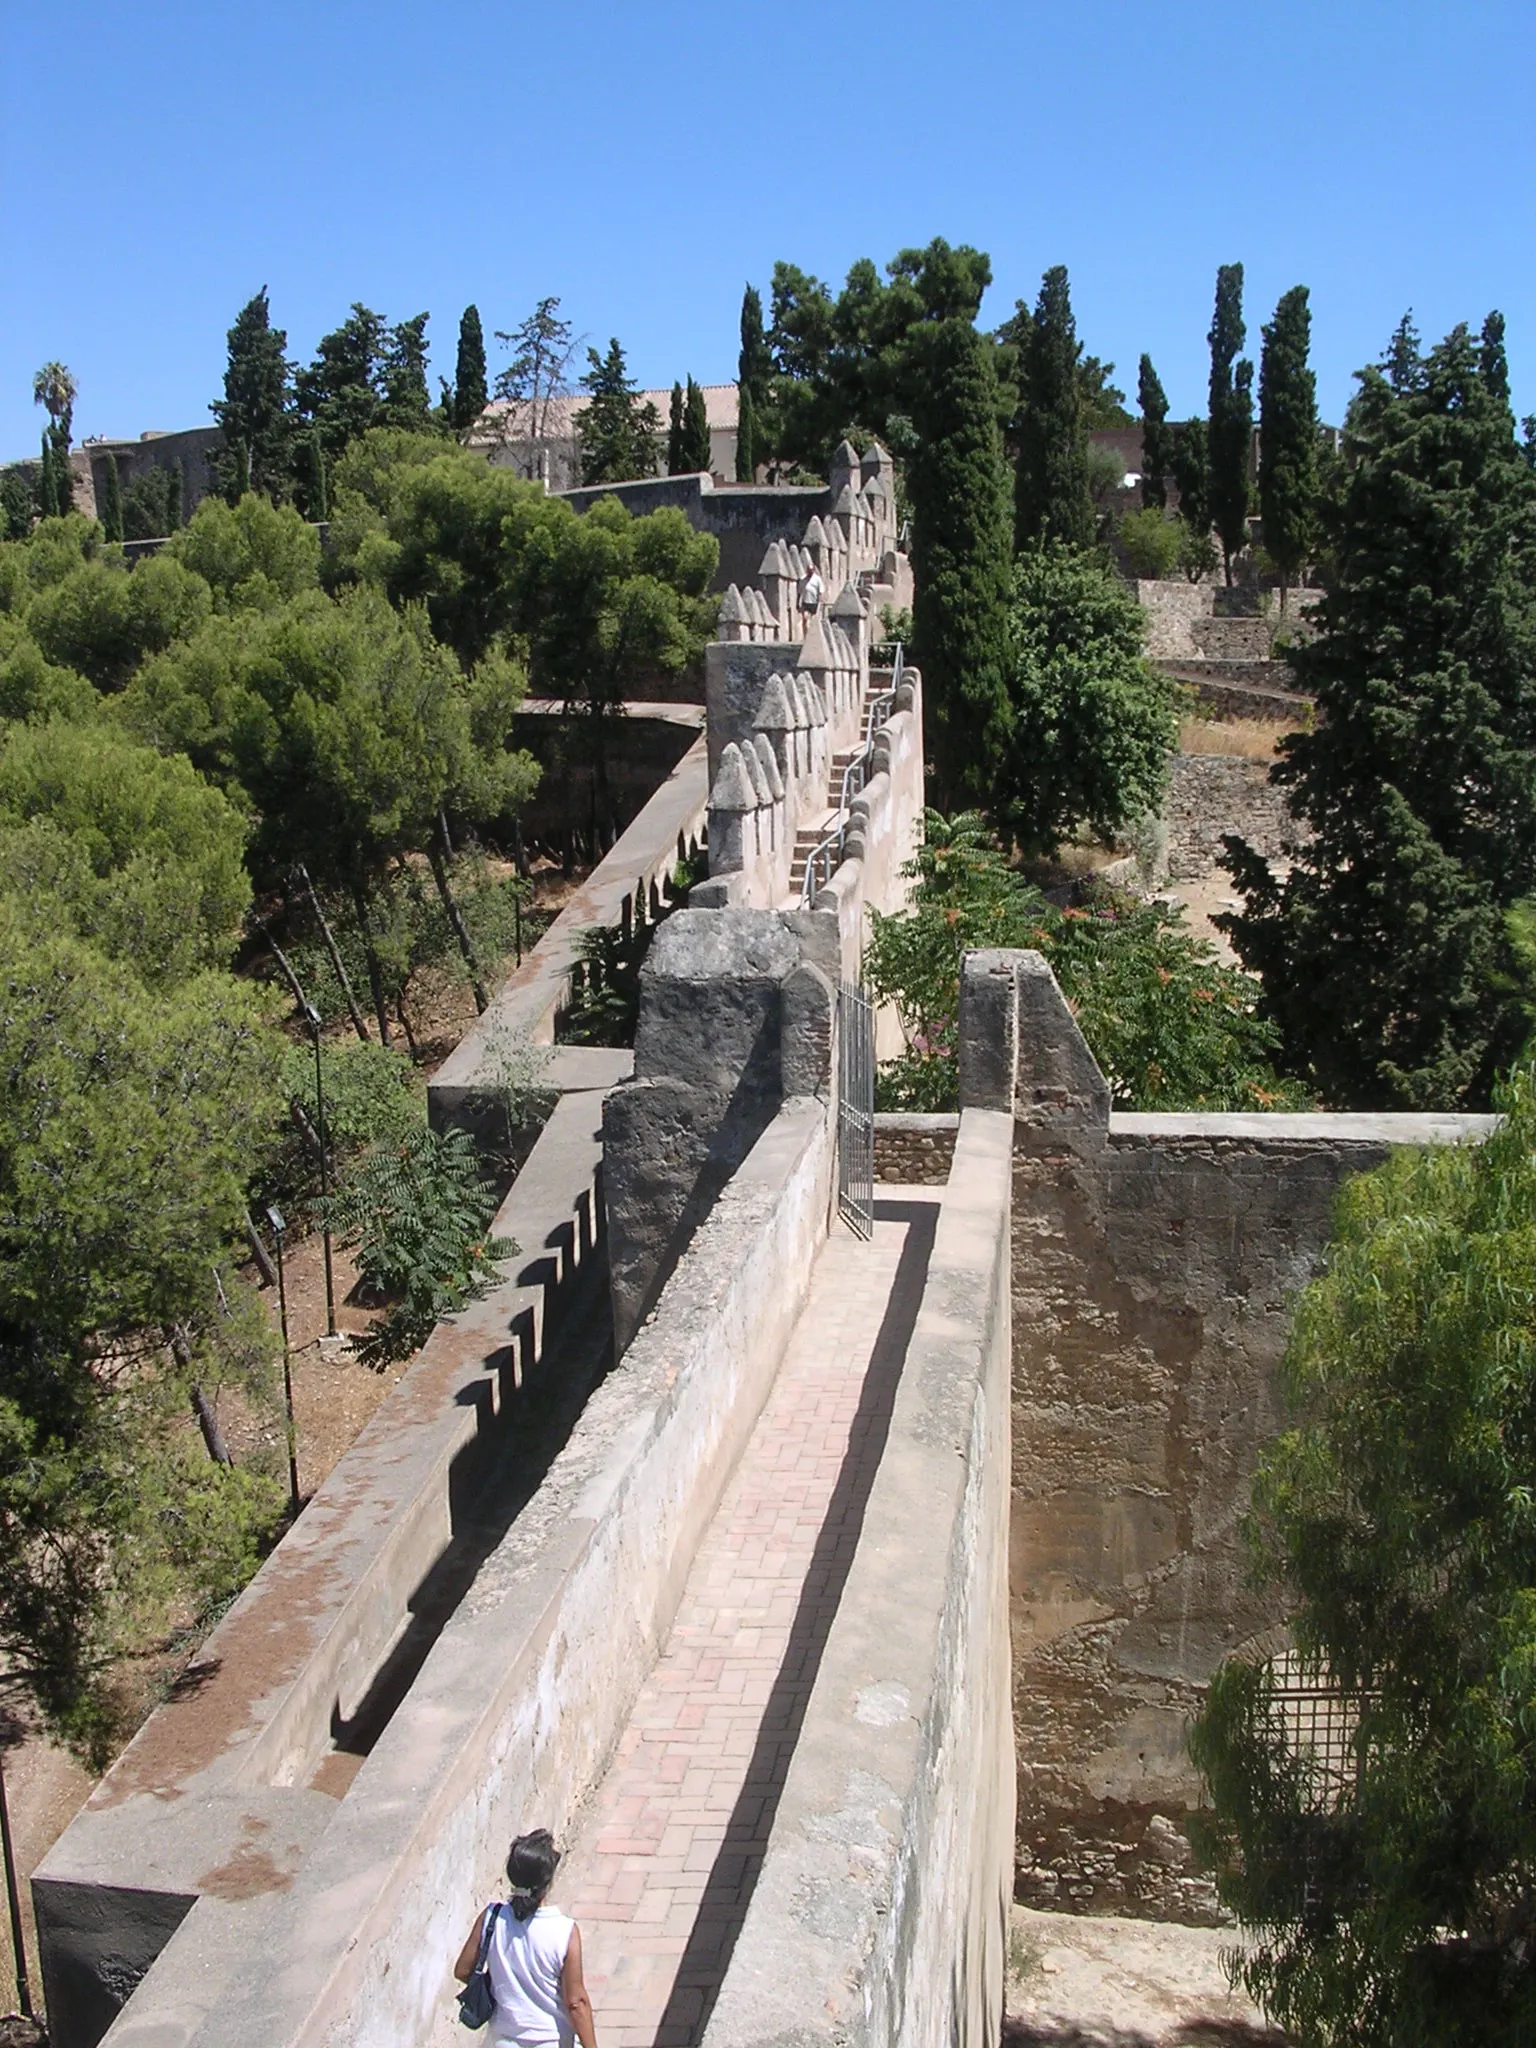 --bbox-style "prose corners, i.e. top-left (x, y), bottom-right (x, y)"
top-left (451, 305), bottom-right (488, 432)
top-left (380, 313), bottom-right (434, 431)
top-left (212, 288), bottom-right (293, 501)
top-left (905, 317), bottom-right (1015, 808)
top-left (1383, 310), bottom-right (1424, 394)
top-left (1258, 286), bottom-right (1319, 606)
top-left (1208, 264), bottom-right (1254, 584)
top-left (681, 377), bottom-right (712, 473)
top-left (1014, 266), bottom-right (1093, 551)
top-left (577, 338), bottom-right (662, 484)
top-left (735, 383), bottom-right (756, 481)
top-left (1137, 354), bottom-right (1171, 510)
top-left (667, 382), bottom-right (685, 474)
top-left (1222, 318), bottom-right (1536, 1108)
top-left (307, 428), bottom-right (329, 520)
top-left (100, 453), bottom-right (124, 542)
